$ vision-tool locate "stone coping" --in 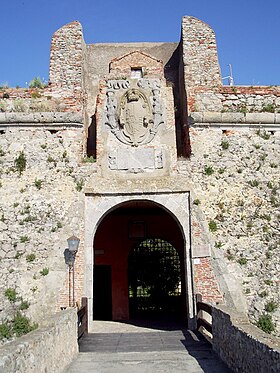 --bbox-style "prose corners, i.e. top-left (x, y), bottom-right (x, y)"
top-left (85, 175), bottom-right (192, 195)
top-left (189, 112), bottom-right (280, 127)
top-left (213, 305), bottom-right (280, 350)
top-left (0, 308), bottom-right (78, 373)
top-left (0, 112), bottom-right (83, 127)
